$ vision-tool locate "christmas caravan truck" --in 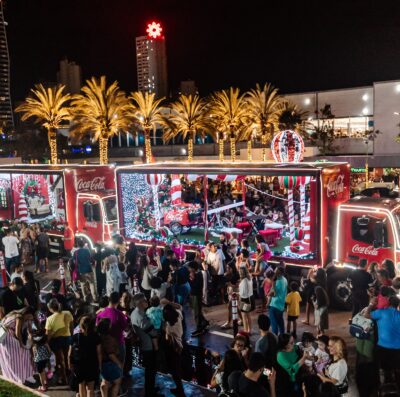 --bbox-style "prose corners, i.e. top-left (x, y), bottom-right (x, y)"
top-left (115, 161), bottom-right (372, 307)
top-left (0, 164), bottom-right (117, 255)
